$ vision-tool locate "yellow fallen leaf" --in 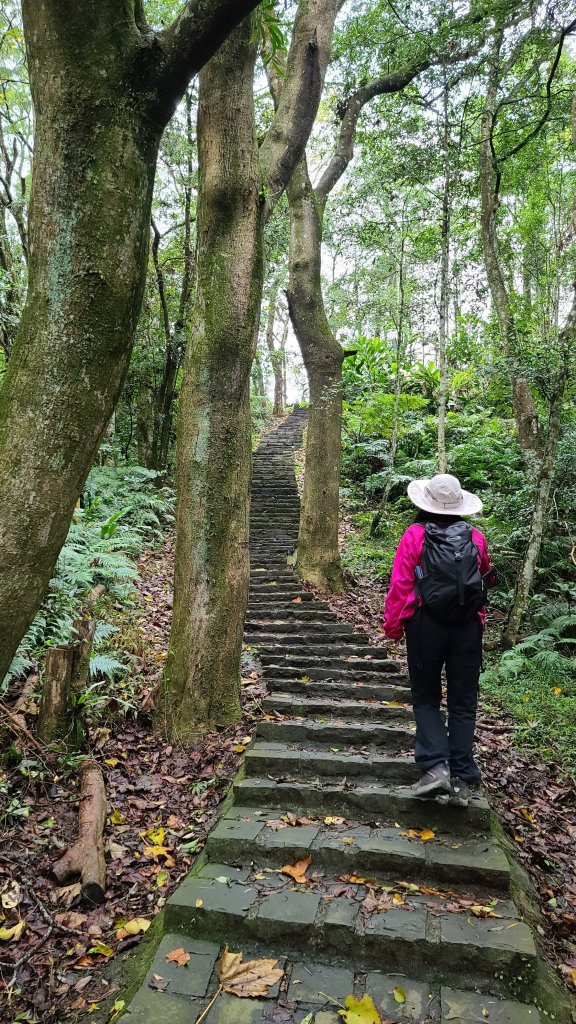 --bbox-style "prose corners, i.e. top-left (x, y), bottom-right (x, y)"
top-left (393, 986), bottom-right (406, 1004)
top-left (518, 806), bottom-right (536, 826)
top-left (218, 947), bottom-right (284, 997)
top-left (145, 826), bottom-right (165, 846)
top-left (341, 837), bottom-right (356, 846)
top-left (105, 758), bottom-right (119, 767)
top-left (156, 871), bottom-right (169, 888)
top-left (553, 687), bottom-right (563, 696)
top-left (470, 905), bottom-right (502, 919)
top-left (338, 993), bottom-right (382, 1023)
top-left (242, 736), bottom-right (252, 745)
top-left (143, 844), bottom-right (171, 859)
top-left (482, 1010), bottom-right (490, 1018)
top-left (195, 898), bottom-right (204, 908)
top-left (110, 809), bottom-right (127, 825)
top-left (89, 940), bottom-right (114, 957)
top-left (324, 816), bottom-right (345, 826)
top-left (236, 744), bottom-right (246, 753)
top-left (419, 829), bottom-right (435, 842)
top-left (166, 947), bottom-right (190, 967)
top-left (281, 855), bottom-right (312, 884)
top-left (0, 920), bottom-right (25, 942)
top-left (1, 880), bottom-right (21, 910)
top-left (115, 917), bottom-right (150, 940)
top-left (392, 893), bottom-right (404, 906)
